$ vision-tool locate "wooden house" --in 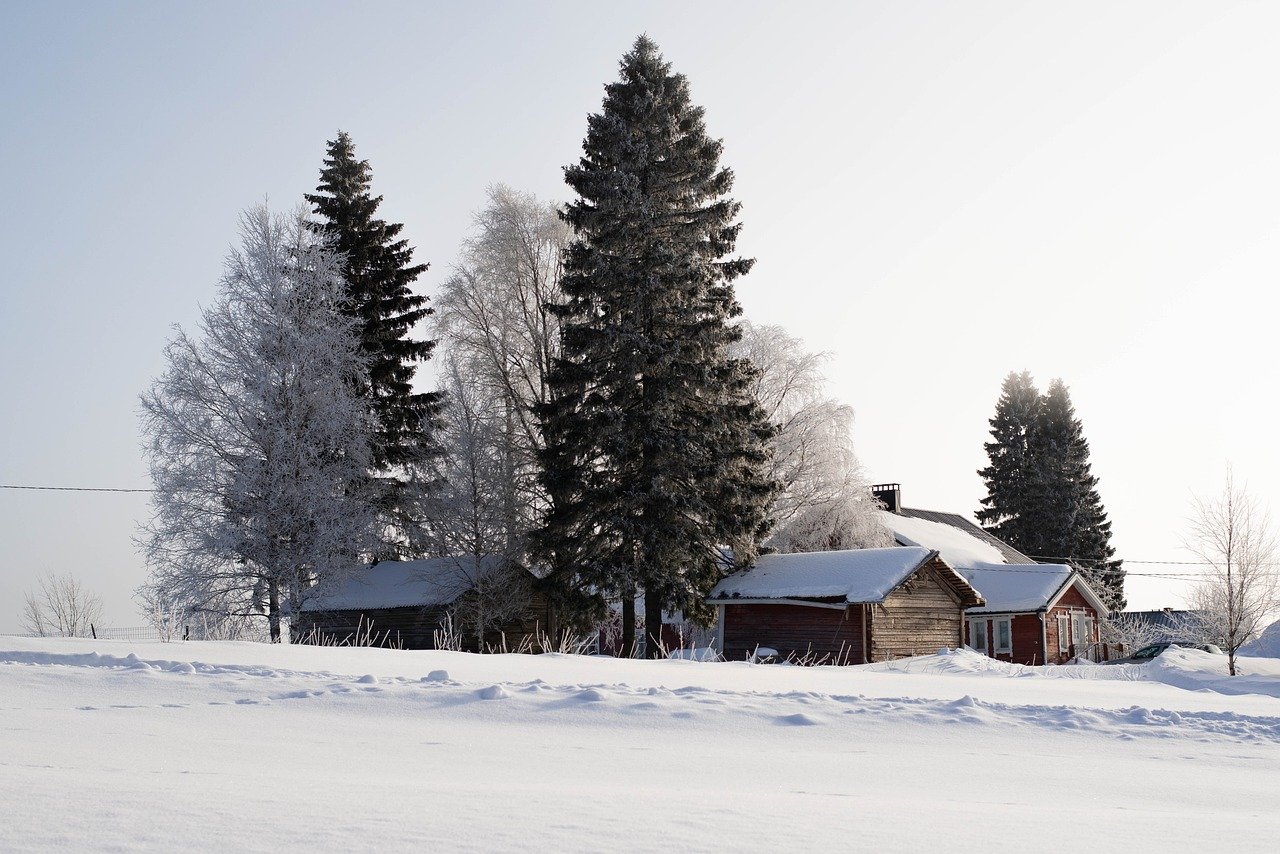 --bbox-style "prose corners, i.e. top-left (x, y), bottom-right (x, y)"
top-left (708, 547), bottom-right (984, 664)
top-left (960, 564), bottom-right (1107, 665)
top-left (293, 557), bottom-right (554, 651)
top-left (873, 484), bottom-right (1109, 665)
